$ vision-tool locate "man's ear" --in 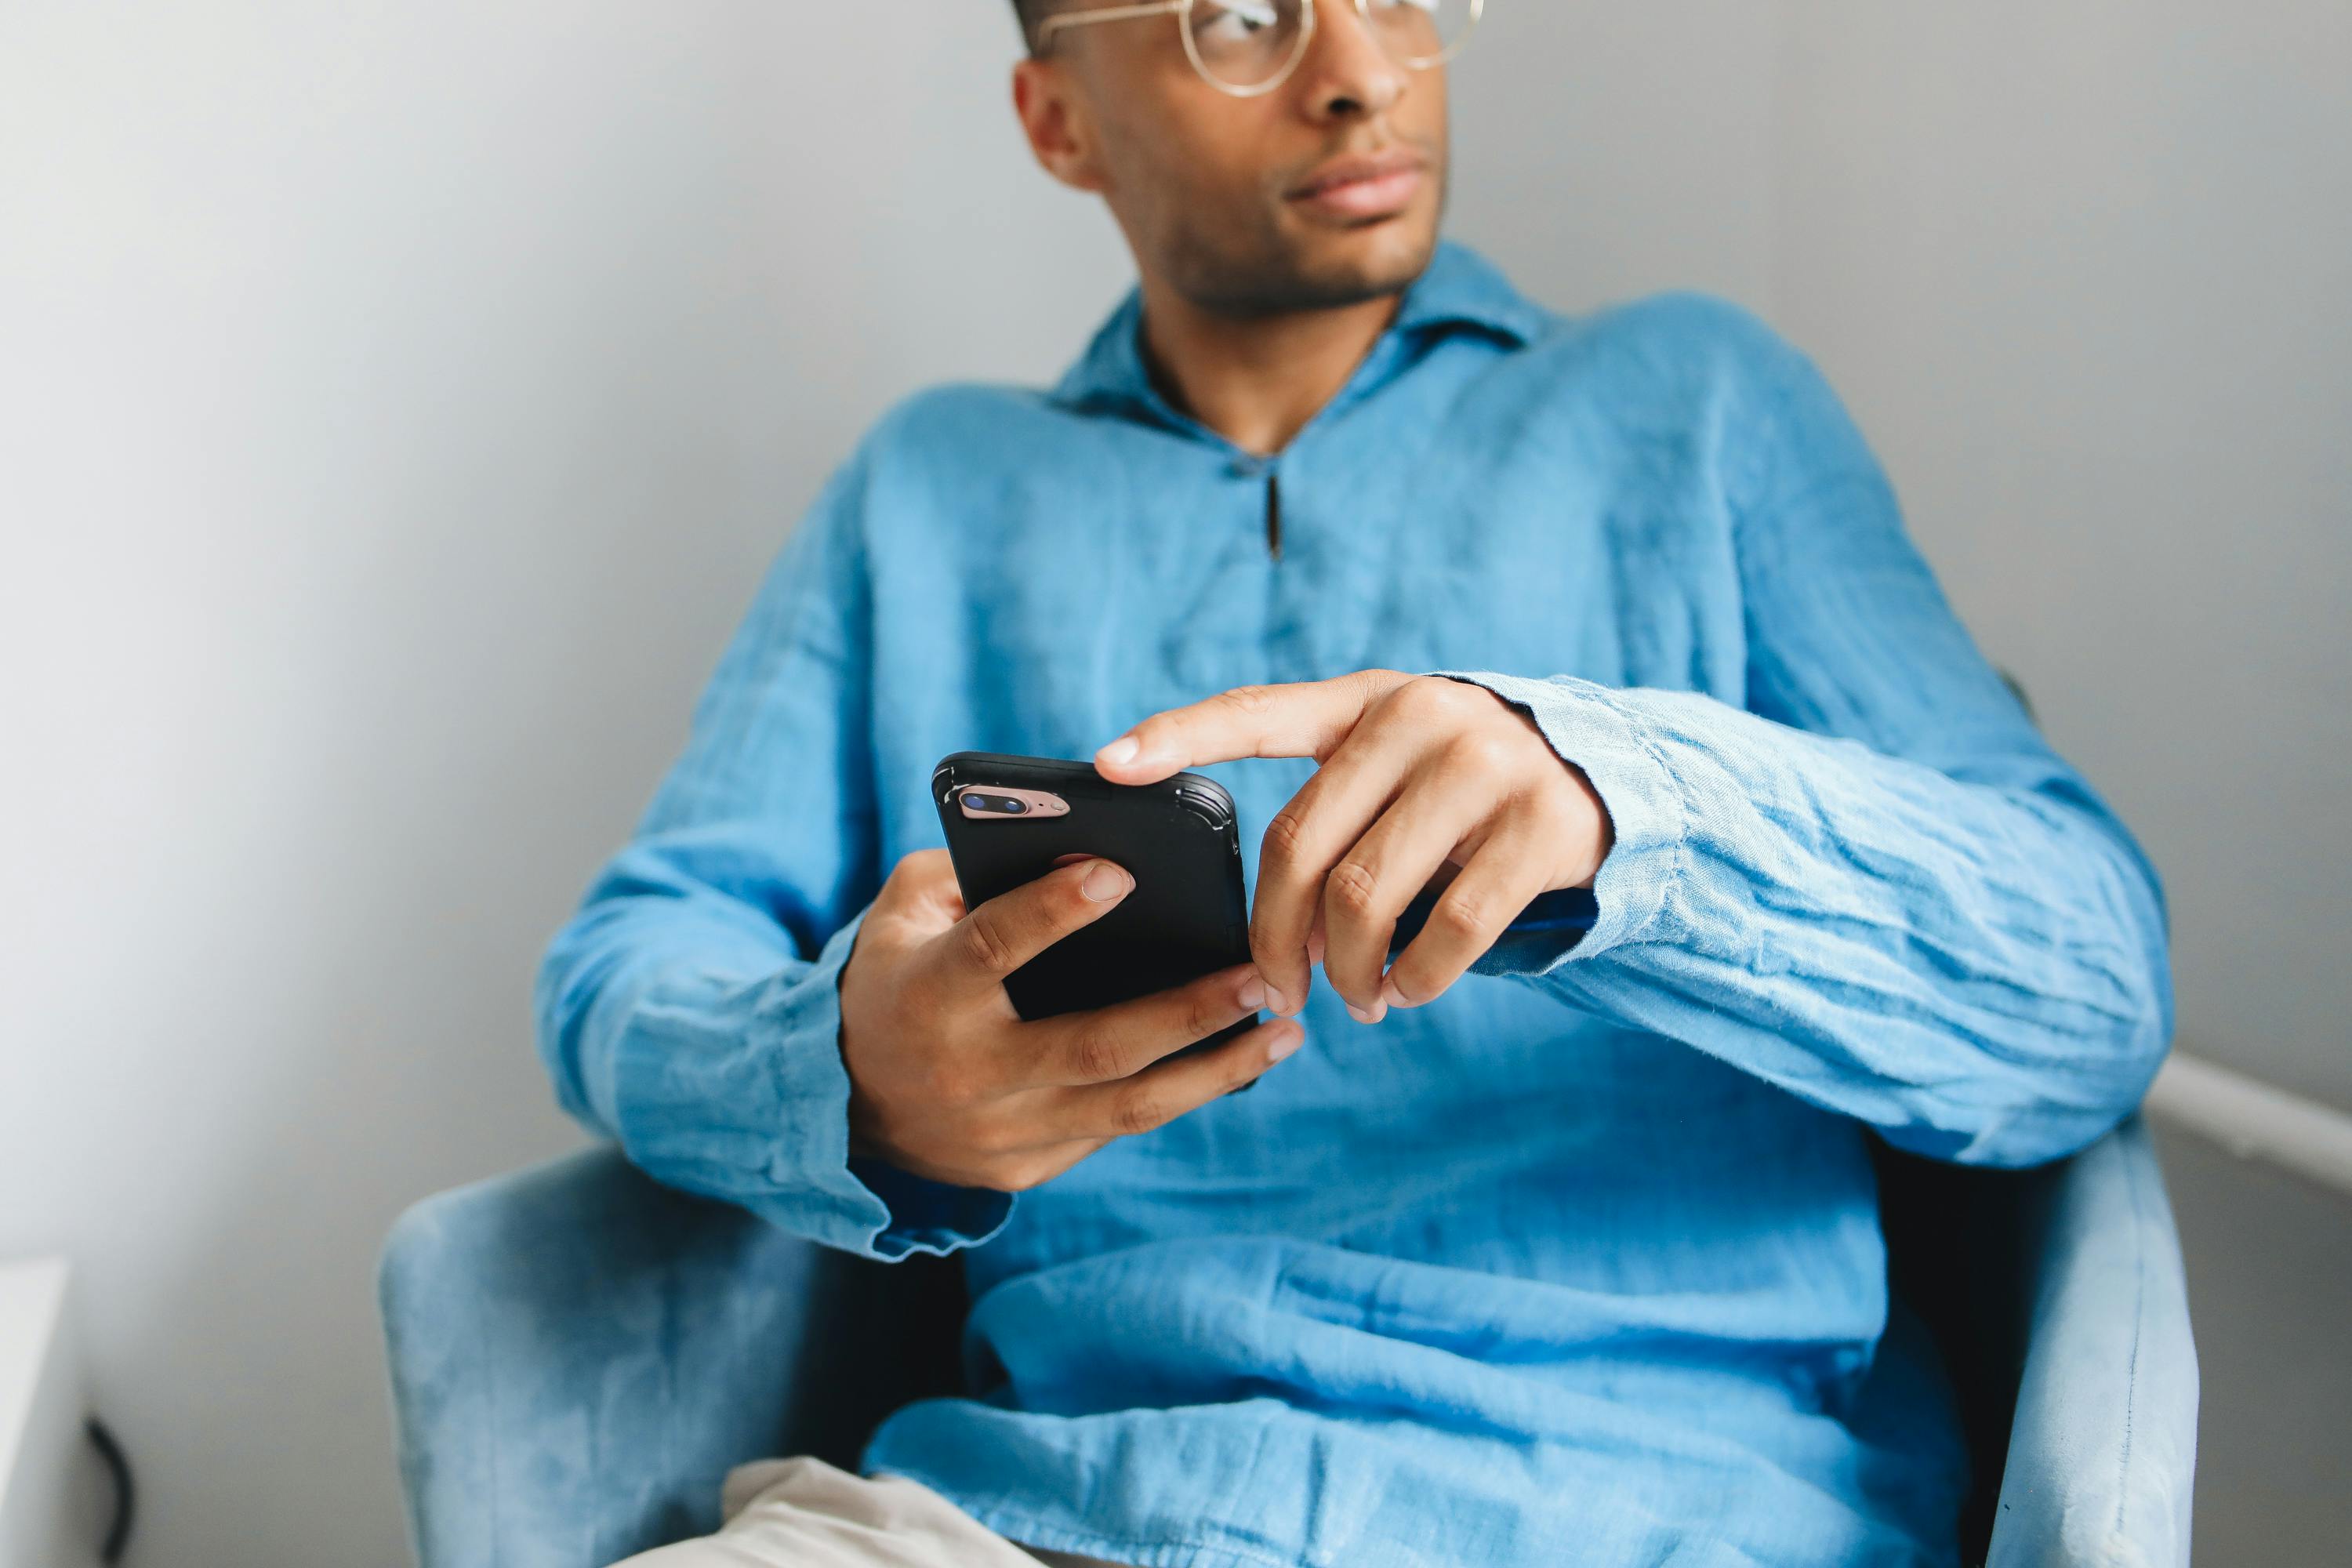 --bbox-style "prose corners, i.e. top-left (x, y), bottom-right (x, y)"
top-left (1012, 58), bottom-right (1109, 194)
